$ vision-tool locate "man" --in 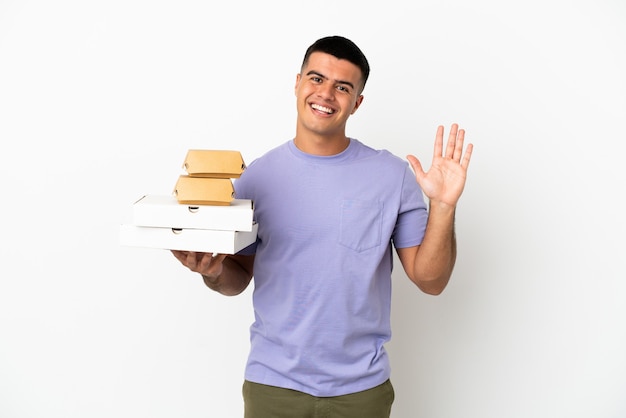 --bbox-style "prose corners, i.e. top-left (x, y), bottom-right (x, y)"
top-left (172, 35), bottom-right (472, 417)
